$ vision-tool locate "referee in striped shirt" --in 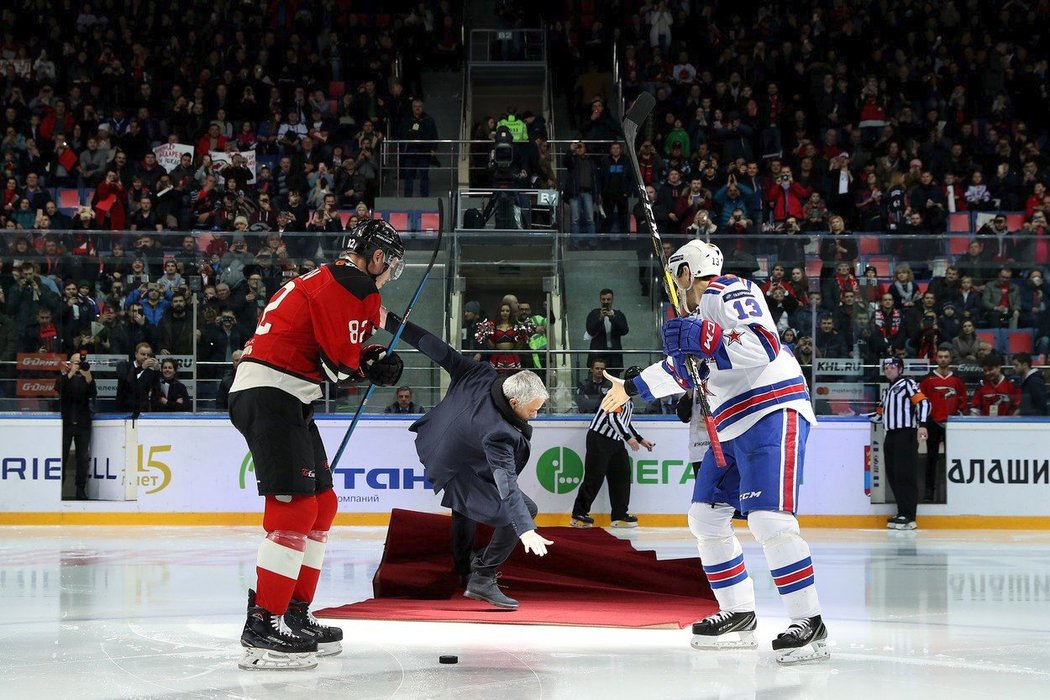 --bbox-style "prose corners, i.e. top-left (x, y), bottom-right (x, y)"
top-left (572, 366), bottom-right (654, 528)
top-left (878, 357), bottom-right (931, 530)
